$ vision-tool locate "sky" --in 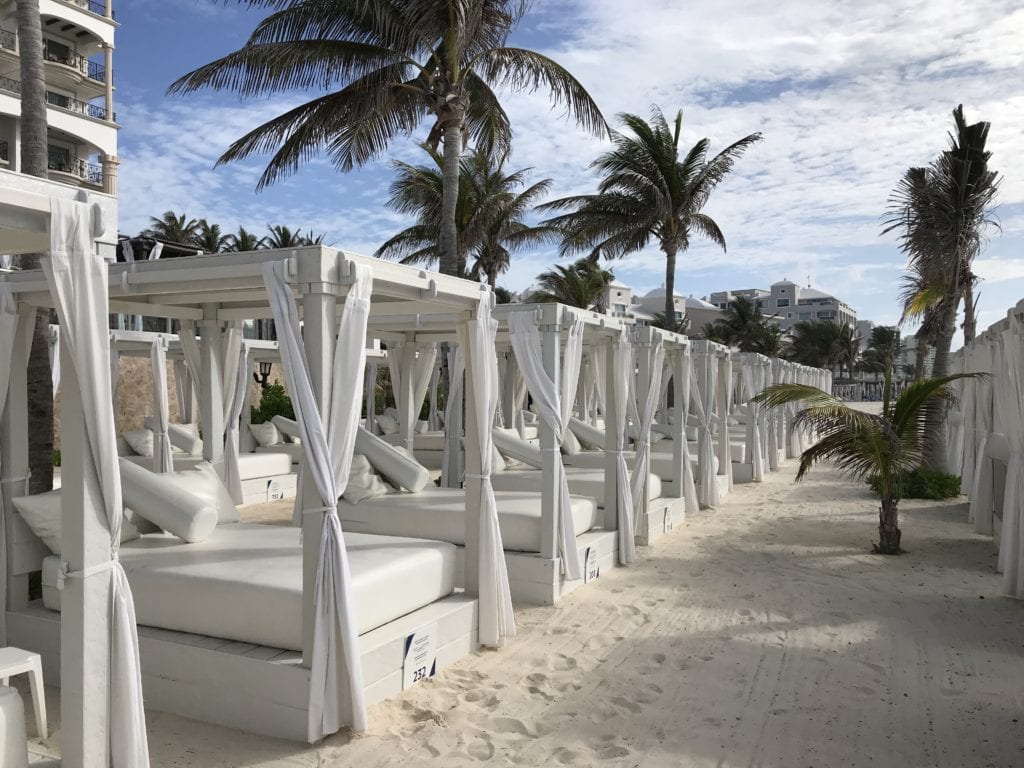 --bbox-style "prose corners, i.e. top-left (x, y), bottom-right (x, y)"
top-left (112, 1), bottom-right (1024, 345)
